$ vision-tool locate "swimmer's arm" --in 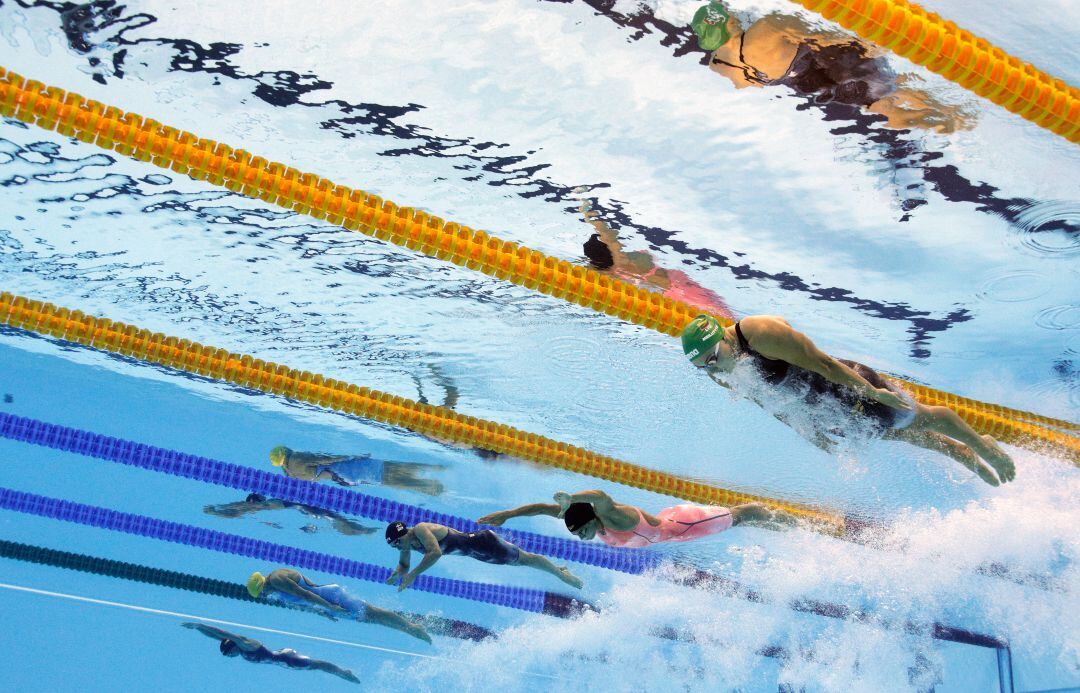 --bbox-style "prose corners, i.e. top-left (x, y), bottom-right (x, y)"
top-left (183, 623), bottom-right (261, 651)
top-left (478, 503), bottom-right (560, 526)
top-left (754, 322), bottom-right (907, 408)
top-left (403, 525), bottom-right (443, 584)
top-left (269, 574), bottom-right (342, 611)
top-left (564, 490), bottom-right (616, 513)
